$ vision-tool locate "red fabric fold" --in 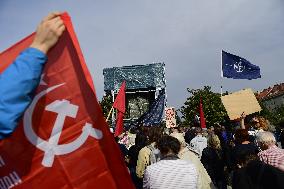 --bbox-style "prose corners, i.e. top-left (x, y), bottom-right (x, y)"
top-left (114, 111), bottom-right (124, 137)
